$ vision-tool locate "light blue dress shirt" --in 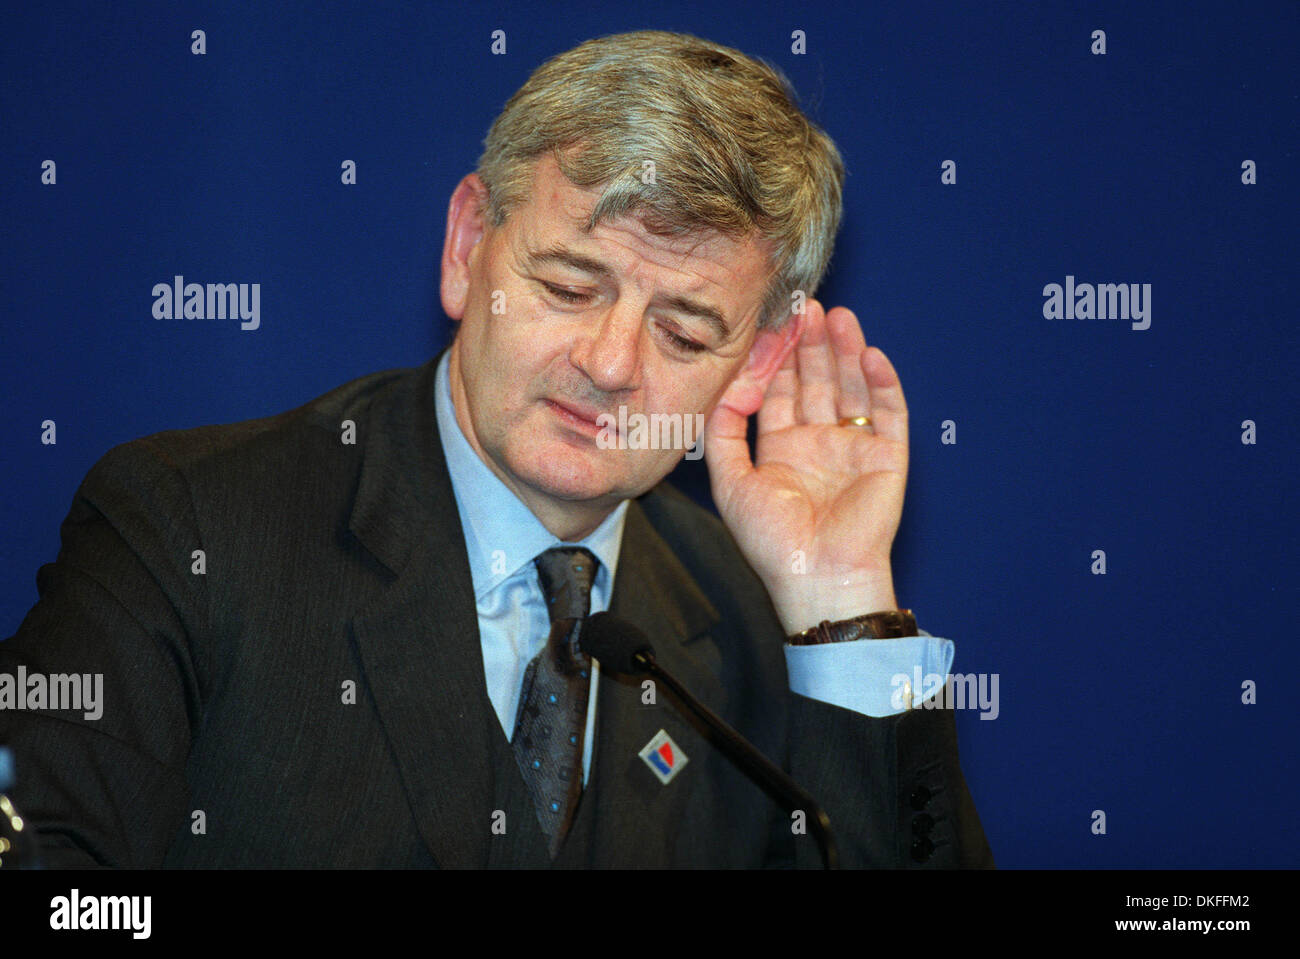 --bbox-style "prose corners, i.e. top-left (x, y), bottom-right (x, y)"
top-left (432, 351), bottom-right (954, 784)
